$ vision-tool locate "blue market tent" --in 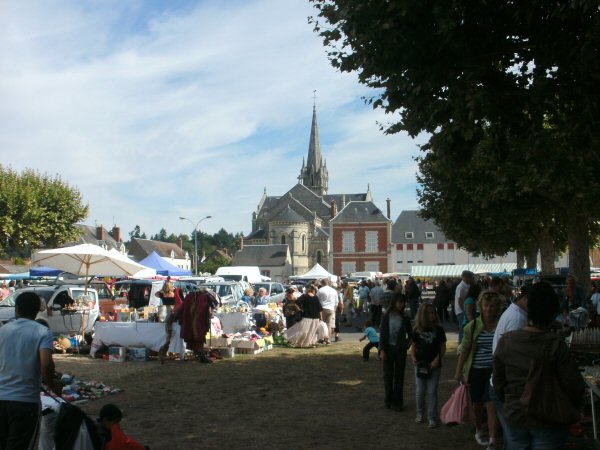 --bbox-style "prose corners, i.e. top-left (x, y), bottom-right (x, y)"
top-left (138, 251), bottom-right (191, 276)
top-left (29, 266), bottom-right (64, 277)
